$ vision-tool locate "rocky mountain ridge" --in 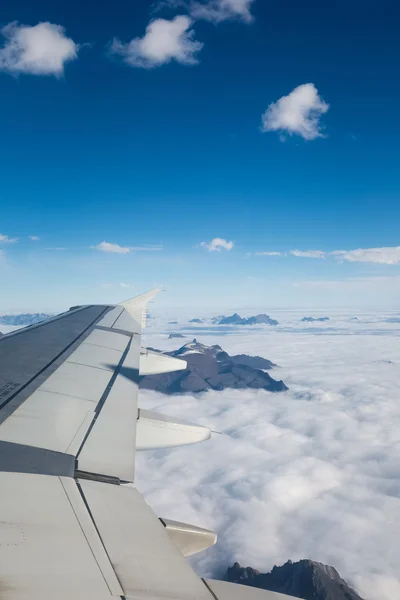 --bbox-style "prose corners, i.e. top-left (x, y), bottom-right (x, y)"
top-left (225, 559), bottom-right (365, 600)
top-left (0, 313), bottom-right (52, 326)
top-left (301, 316), bottom-right (330, 322)
top-left (213, 313), bottom-right (279, 326)
top-left (140, 339), bottom-right (286, 394)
